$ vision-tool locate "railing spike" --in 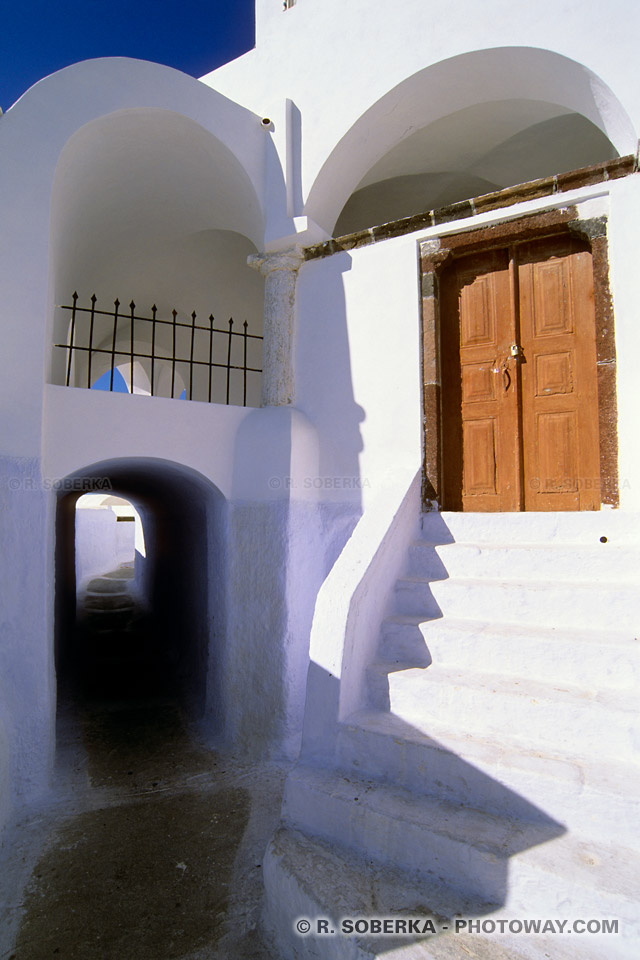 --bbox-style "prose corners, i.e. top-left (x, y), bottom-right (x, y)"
top-left (90, 293), bottom-right (97, 304)
top-left (130, 300), bottom-right (136, 310)
top-left (114, 298), bottom-right (120, 309)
